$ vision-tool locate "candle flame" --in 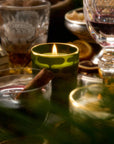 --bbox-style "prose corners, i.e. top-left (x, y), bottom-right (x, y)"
top-left (52, 44), bottom-right (57, 55)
